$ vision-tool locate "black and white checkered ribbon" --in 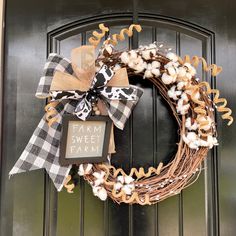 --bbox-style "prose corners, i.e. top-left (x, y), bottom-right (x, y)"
top-left (9, 53), bottom-right (143, 191)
